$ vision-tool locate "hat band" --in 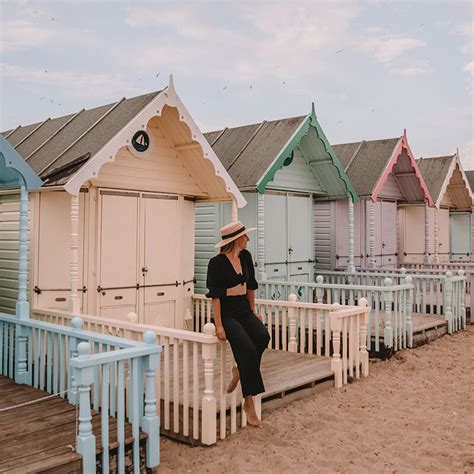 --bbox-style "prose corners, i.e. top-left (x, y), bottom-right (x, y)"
top-left (222, 226), bottom-right (246, 240)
